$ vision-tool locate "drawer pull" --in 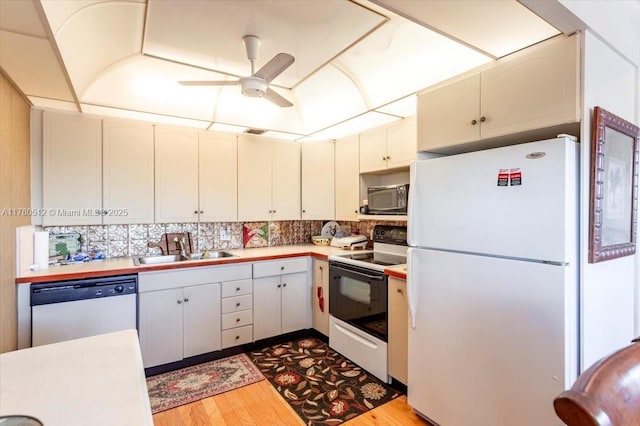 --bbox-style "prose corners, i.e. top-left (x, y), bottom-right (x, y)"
top-left (236, 287), bottom-right (240, 291)
top-left (236, 318), bottom-right (240, 322)
top-left (235, 335), bottom-right (240, 340)
top-left (236, 302), bottom-right (241, 307)
top-left (177, 300), bottom-right (183, 304)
